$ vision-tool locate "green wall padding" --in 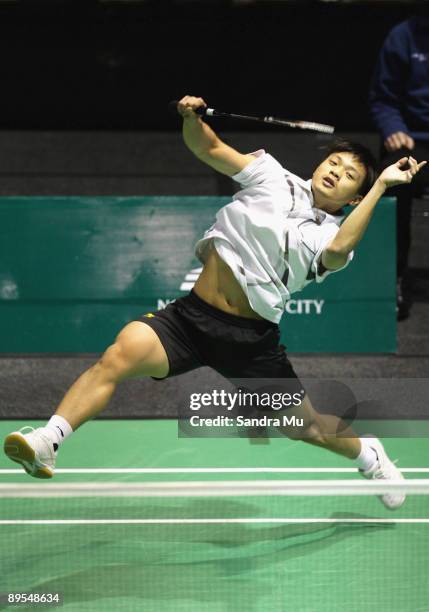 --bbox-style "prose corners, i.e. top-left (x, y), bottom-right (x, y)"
top-left (0, 196), bottom-right (395, 353)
